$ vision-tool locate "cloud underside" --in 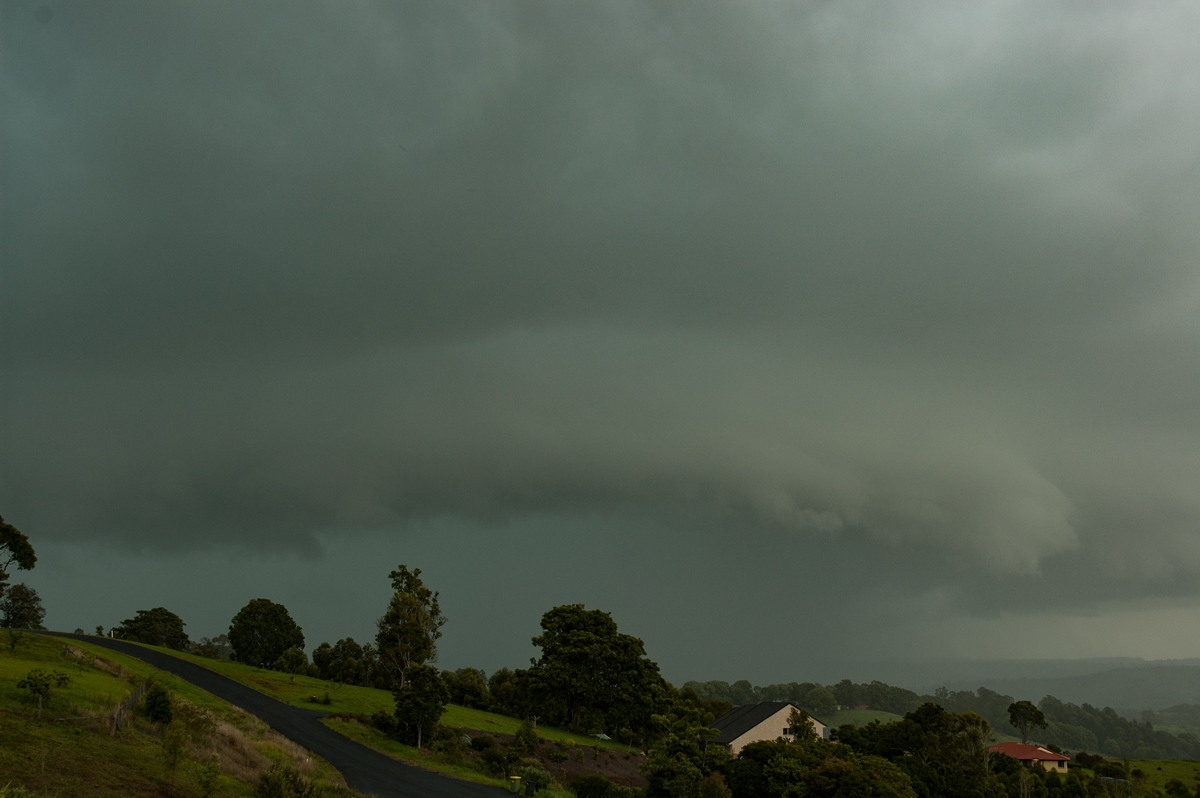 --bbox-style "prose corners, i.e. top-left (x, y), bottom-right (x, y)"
top-left (5, 1), bottom-right (1200, 618)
